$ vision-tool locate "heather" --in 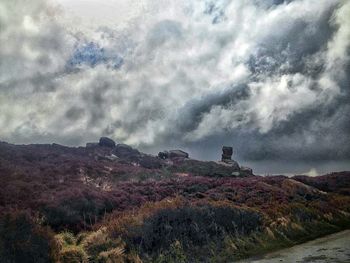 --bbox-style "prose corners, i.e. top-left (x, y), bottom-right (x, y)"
top-left (0, 141), bottom-right (350, 262)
